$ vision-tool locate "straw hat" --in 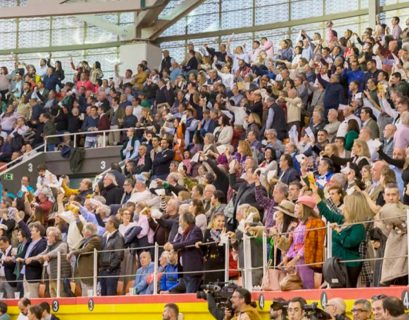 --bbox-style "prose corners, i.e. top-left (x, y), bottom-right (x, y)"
top-left (274, 200), bottom-right (296, 218)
